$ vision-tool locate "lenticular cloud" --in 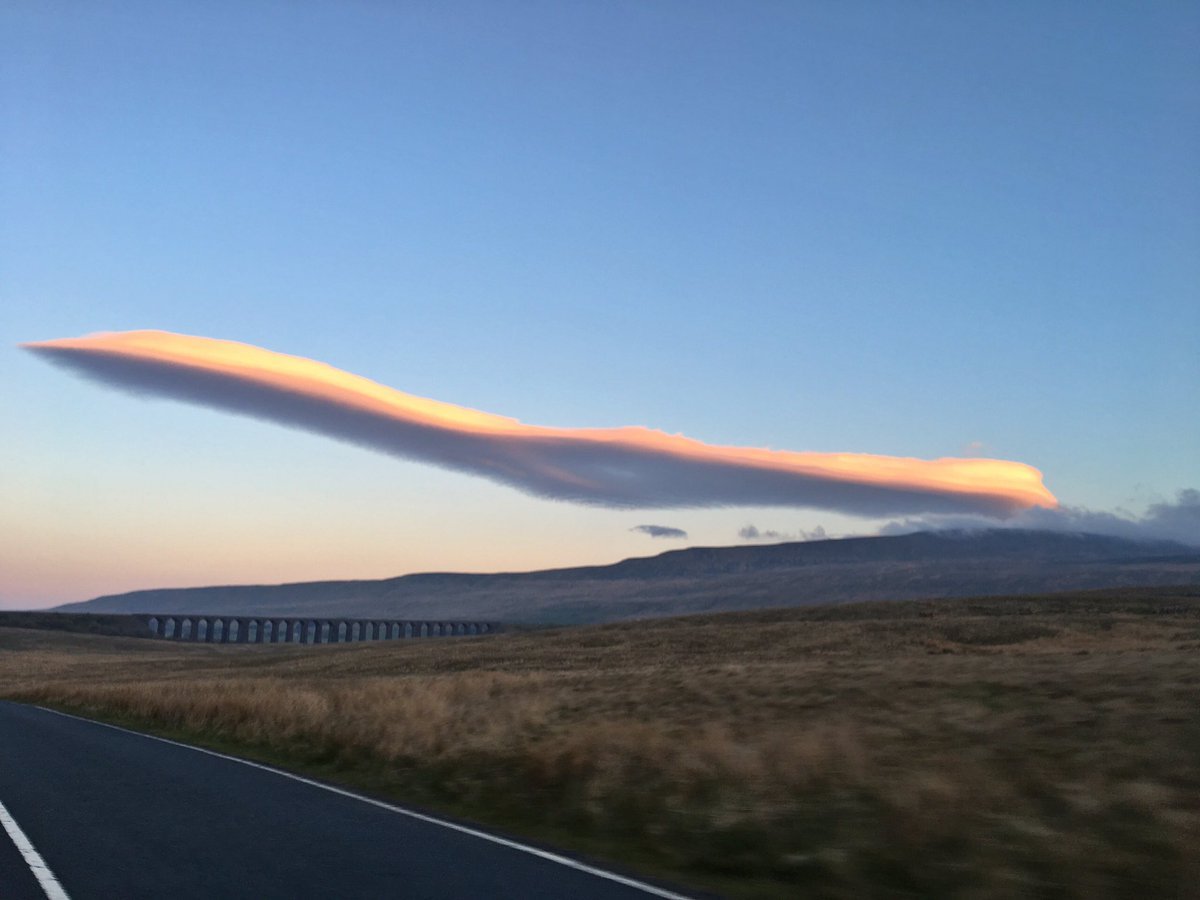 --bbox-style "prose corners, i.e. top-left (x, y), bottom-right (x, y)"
top-left (23, 331), bottom-right (1057, 517)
